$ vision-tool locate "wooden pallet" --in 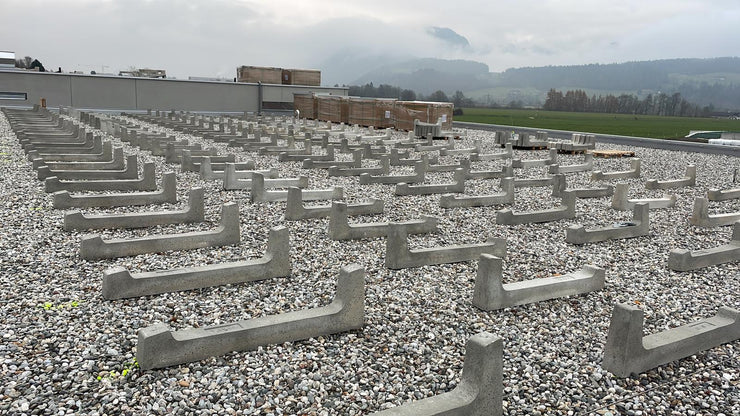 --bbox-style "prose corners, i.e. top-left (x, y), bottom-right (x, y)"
top-left (513, 145), bottom-right (548, 150)
top-left (557, 149), bottom-right (587, 155)
top-left (590, 150), bottom-right (636, 158)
